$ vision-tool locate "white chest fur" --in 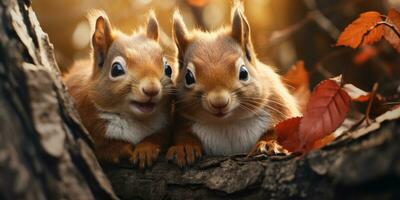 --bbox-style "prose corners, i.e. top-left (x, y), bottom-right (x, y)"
top-left (192, 116), bottom-right (270, 155)
top-left (100, 113), bottom-right (167, 145)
